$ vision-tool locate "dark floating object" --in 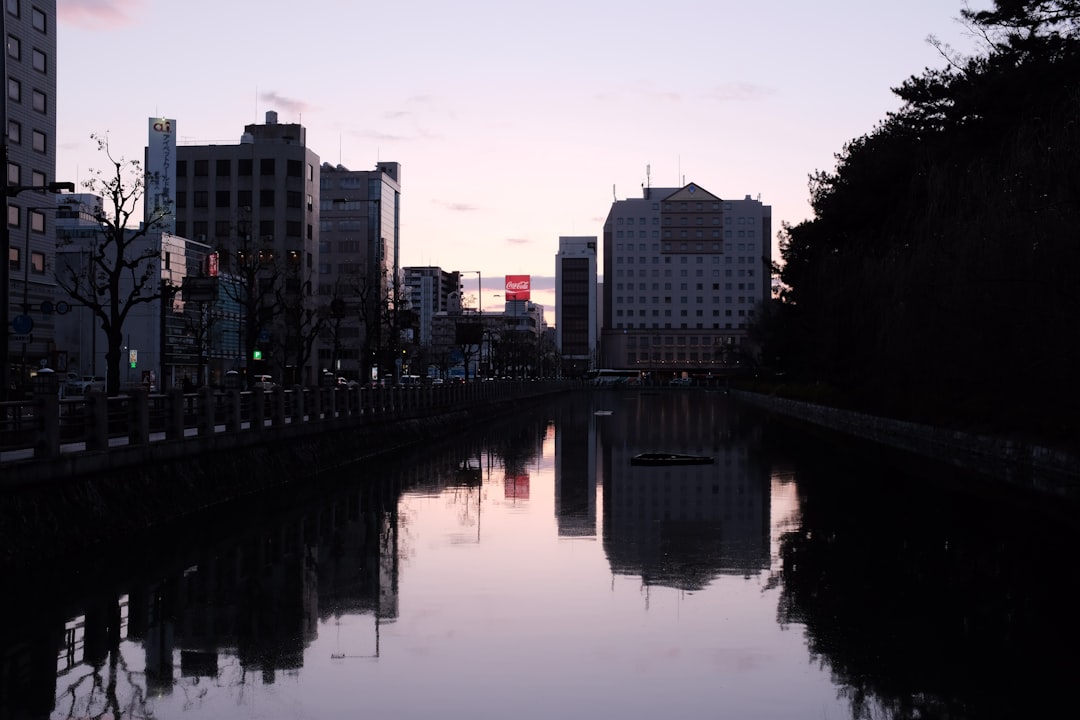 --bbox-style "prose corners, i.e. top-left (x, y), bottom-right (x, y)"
top-left (630, 453), bottom-right (714, 466)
